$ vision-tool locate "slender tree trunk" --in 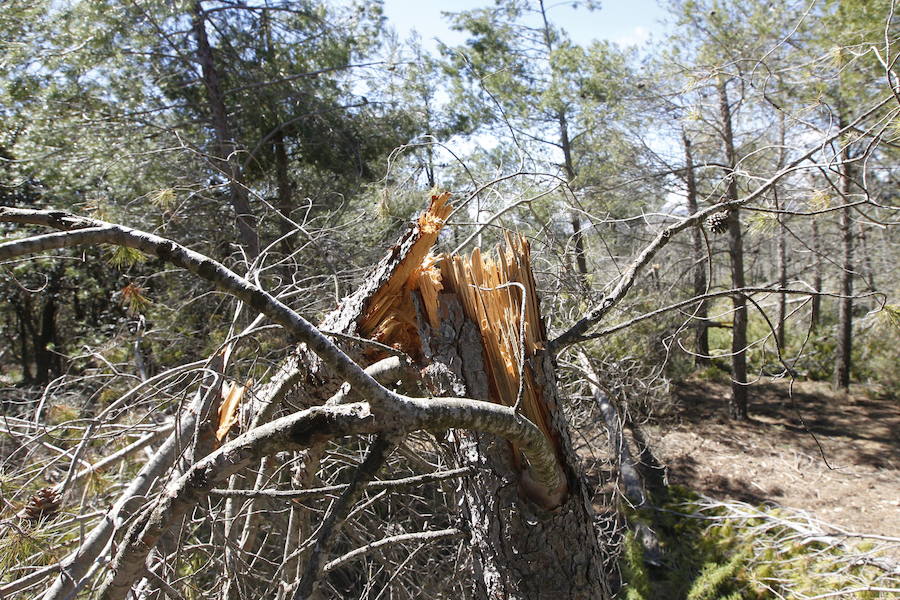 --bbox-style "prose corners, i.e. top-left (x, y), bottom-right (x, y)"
top-left (273, 129), bottom-right (295, 256)
top-left (554, 101), bottom-right (588, 281)
top-left (14, 300), bottom-right (34, 383)
top-left (717, 77), bottom-right (749, 420)
top-left (776, 212), bottom-right (787, 349)
top-left (552, 103), bottom-right (589, 286)
top-left (559, 116), bottom-right (588, 279)
top-left (834, 120), bottom-right (854, 390)
top-left (810, 218), bottom-right (822, 331)
top-left (424, 105), bottom-right (436, 188)
top-left (858, 226), bottom-right (876, 291)
top-left (774, 110), bottom-right (788, 350)
top-left (34, 268), bottom-right (61, 385)
top-left (425, 136), bottom-right (436, 188)
top-left (682, 131), bottom-right (709, 363)
top-left (191, 1), bottom-right (260, 259)
top-left (538, 0), bottom-right (588, 281)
